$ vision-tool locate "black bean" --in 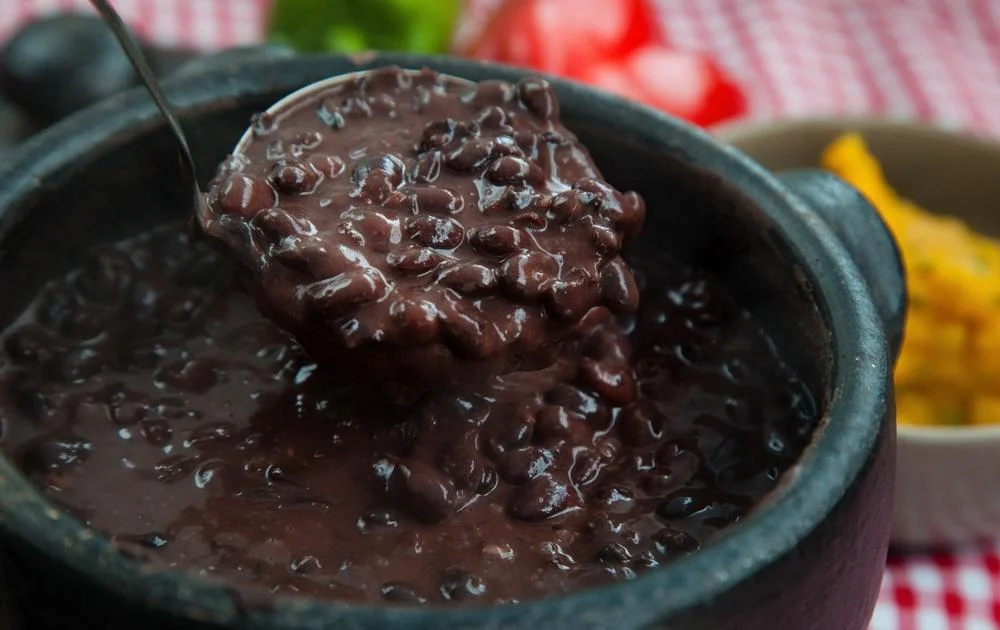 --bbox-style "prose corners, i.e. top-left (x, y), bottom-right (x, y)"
top-left (591, 224), bottom-right (621, 256)
top-left (365, 93), bottom-right (398, 117)
top-left (405, 215), bottom-right (465, 249)
top-left (468, 225), bottom-right (524, 255)
top-left (517, 78), bottom-right (559, 120)
top-left (544, 384), bottom-right (611, 430)
top-left (584, 324), bottom-right (628, 361)
top-left (619, 190), bottom-right (646, 239)
top-left (272, 242), bottom-right (347, 278)
top-left (13, 382), bottom-right (52, 423)
top-left (341, 208), bottom-right (397, 252)
top-left (498, 446), bottom-right (554, 484)
top-left (436, 263), bottom-right (495, 296)
top-left (499, 251), bottom-right (557, 301)
top-left (186, 421), bottom-right (236, 447)
top-left (412, 150), bottom-right (443, 183)
top-left (288, 555), bottom-right (321, 574)
top-left (486, 409), bottom-right (535, 457)
top-left (380, 582), bottom-right (426, 604)
top-left (193, 460), bottom-right (227, 490)
top-left (214, 174), bottom-right (276, 219)
top-left (250, 112), bottom-right (276, 136)
top-left (153, 455), bottom-right (197, 483)
top-left (474, 105), bottom-right (509, 129)
top-left (601, 257), bottom-right (640, 314)
top-left (46, 347), bottom-right (103, 384)
top-left (71, 400), bottom-right (113, 426)
top-left (509, 211), bottom-right (546, 230)
top-left (641, 467), bottom-right (678, 496)
top-left (153, 359), bottom-right (218, 394)
top-left (266, 139), bottom-right (285, 161)
top-left (18, 434), bottom-right (90, 475)
top-left (652, 528), bottom-right (701, 555)
top-left (438, 442), bottom-right (485, 491)
top-left (420, 118), bottom-right (457, 150)
top-left (386, 247), bottom-right (446, 276)
top-left (578, 357), bottom-right (635, 407)
top-left (468, 80), bottom-right (516, 107)
top-left (4, 327), bottom-right (59, 365)
top-left (387, 298), bottom-right (439, 343)
top-left (410, 186), bottom-right (463, 215)
top-left (140, 419), bottom-right (173, 447)
top-left (439, 567), bottom-right (487, 601)
top-left (569, 449), bottom-right (604, 487)
top-left (314, 95), bottom-right (345, 128)
top-left (73, 248), bottom-right (134, 304)
top-left (307, 154), bottom-right (345, 179)
top-left (596, 543), bottom-right (632, 565)
top-left (533, 405), bottom-right (591, 443)
top-left (618, 401), bottom-right (667, 446)
top-left (574, 178), bottom-right (617, 210)
top-left (478, 466), bottom-right (499, 494)
top-left (304, 268), bottom-right (390, 319)
top-left (547, 190), bottom-right (583, 223)
top-left (657, 492), bottom-right (705, 519)
top-left (388, 461), bottom-right (459, 523)
top-left (268, 160), bottom-right (320, 195)
top-left (485, 156), bottom-right (543, 186)
top-left (360, 66), bottom-right (413, 94)
top-left (593, 485), bottom-right (635, 512)
top-left (439, 302), bottom-right (497, 359)
top-left (251, 207), bottom-right (315, 241)
top-left (508, 474), bottom-right (570, 521)
top-left (446, 138), bottom-right (494, 171)
top-left (162, 295), bottom-right (206, 326)
top-left (340, 96), bottom-right (373, 118)
top-left (637, 551), bottom-right (659, 568)
top-left (513, 130), bottom-right (539, 157)
top-left (290, 130), bottom-right (323, 151)
top-left (111, 399), bottom-right (149, 426)
top-left (352, 154), bottom-right (406, 190)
